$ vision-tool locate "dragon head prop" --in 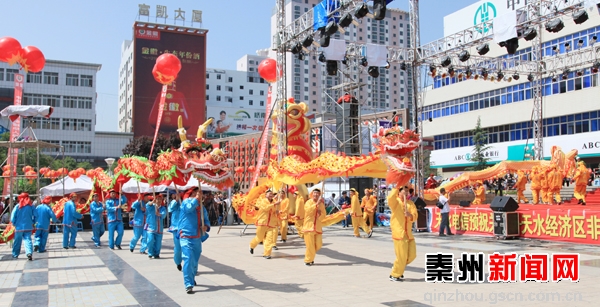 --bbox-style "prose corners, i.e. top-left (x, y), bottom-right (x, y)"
top-left (373, 126), bottom-right (421, 187)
